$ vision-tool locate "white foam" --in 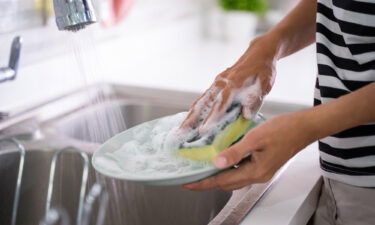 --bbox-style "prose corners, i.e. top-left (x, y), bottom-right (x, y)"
top-left (235, 78), bottom-right (263, 119)
top-left (181, 106), bottom-right (241, 148)
top-left (96, 112), bottom-right (214, 178)
top-left (96, 95), bottom-right (256, 178)
top-left (190, 77), bottom-right (262, 134)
